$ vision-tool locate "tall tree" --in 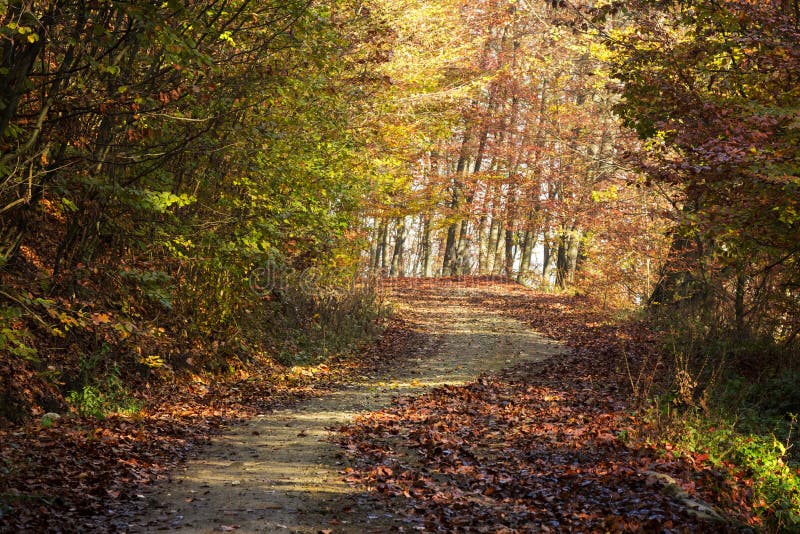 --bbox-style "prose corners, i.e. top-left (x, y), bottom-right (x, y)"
top-left (609, 0), bottom-right (800, 338)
